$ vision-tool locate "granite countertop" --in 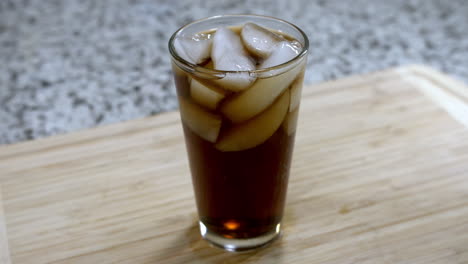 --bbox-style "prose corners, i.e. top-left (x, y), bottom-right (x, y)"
top-left (1, 0), bottom-right (467, 145)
